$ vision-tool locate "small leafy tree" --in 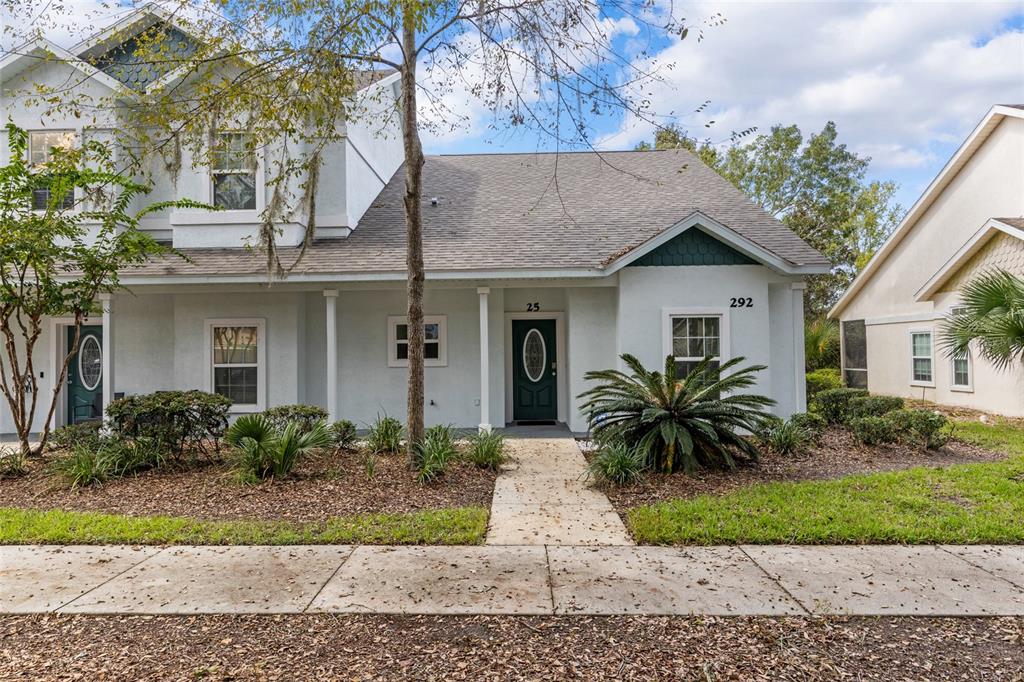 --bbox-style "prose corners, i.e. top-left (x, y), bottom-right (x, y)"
top-left (579, 354), bottom-right (775, 474)
top-left (0, 124), bottom-right (197, 455)
top-left (940, 269), bottom-right (1024, 369)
